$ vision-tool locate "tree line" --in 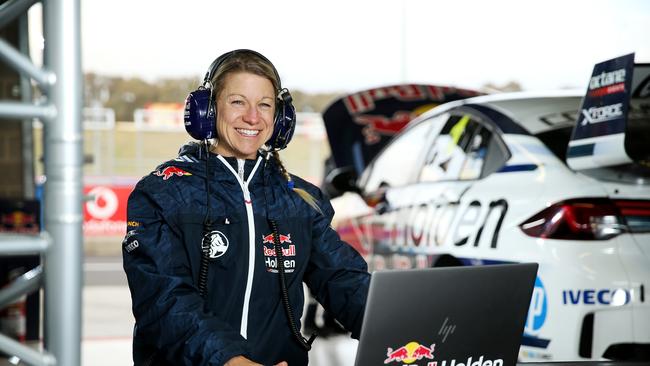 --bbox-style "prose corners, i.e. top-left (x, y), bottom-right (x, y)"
top-left (84, 73), bottom-right (343, 122)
